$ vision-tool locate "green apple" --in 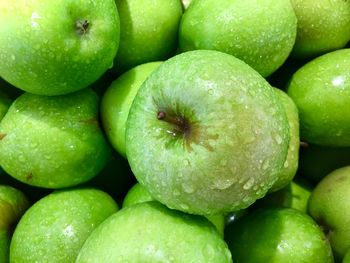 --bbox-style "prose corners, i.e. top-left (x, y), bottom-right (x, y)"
top-left (0, 90), bottom-right (11, 121)
top-left (101, 62), bottom-right (162, 157)
top-left (113, 0), bottom-right (182, 73)
top-left (10, 188), bottom-right (118, 263)
top-left (287, 49), bottom-right (350, 147)
top-left (290, 0), bottom-right (350, 59)
top-left (76, 201), bottom-right (232, 262)
top-left (179, 0), bottom-right (297, 77)
top-left (269, 88), bottom-right (299, 192)
top-left (126, 50), bottom-right (290, 215)
top-left (308, 166), bottom-right (350, 260)
top-left (225, 208), bottom-right (334, 262)
top-left (0, 185), bottom-right (29, 263)
top-left (0, 0), bottom-right (120, 96)
top-left (299, 144), bottom-right (350, 183)
top-left (0, 89), bottom-right (111, 188)
top-left (253, 177), bottom-right (313, 213)
top-left (123, 183), bottom-right (225, 235)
